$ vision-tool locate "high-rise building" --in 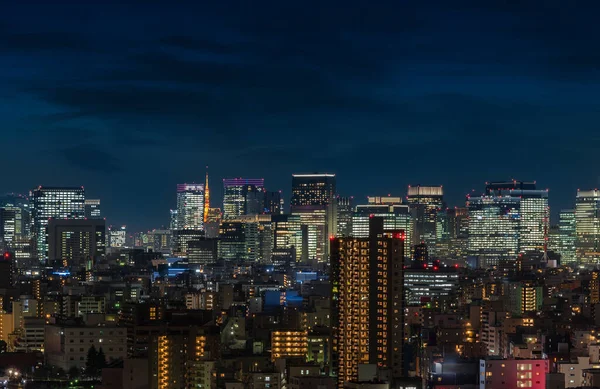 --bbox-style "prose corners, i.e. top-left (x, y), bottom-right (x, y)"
top-left (31, 186), bottom-right (85, 262)
top-left (204, 208), bottom-right (222, 239)
top-left (217, 215), bottom-right (272, 262)
top-left (406, 185), bottom-right (443, 255)
top-left (264, 191), bottom-right (283, 215)
top-left (0, 207), bottom-right (25, 247)
top-left (351, 197), bottom-right (411, 259)
top-left (108, 225), bottom-right (127, 248)
top-left (404, 266), bottom-right (460, 305)
top-left (203, 167), bottom-right (210, 224)
top-left (435, 207), bottom-right (469, 264)
top-left (558, 209), bottom-right (576, 264)
top-left (84, 199), bottom-right (101, 219)
top-left (336, 196), bottom-right (353, 238)
top-left (291, 174), bottom-right (336, 263)
top-left (47, 219), bottom-right (105, 269)
top-left (176, 184), bottom-right (205, 231)
top-left (272, 214), bottom-right (304, 263)
top-left (576, 190), bottom-right (600, 264)
top-left (467, 194), bottom-right (520, 268)
top-left (0, 194), bottom-right (31, 241)
top-left (222, 178), bottom-right (265, 219)
top-left (467, 181), bottom-right (548, 268)
top-left (331, 217), bottom-right (404, 387)
top-left (486, 181), bottom-right (549, 253)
